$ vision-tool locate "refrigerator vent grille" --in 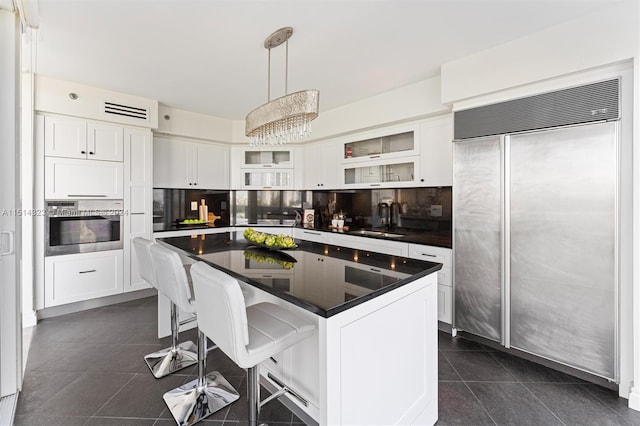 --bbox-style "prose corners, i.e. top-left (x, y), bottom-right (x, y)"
top-left (454, 78), bottom-right (619, 140)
